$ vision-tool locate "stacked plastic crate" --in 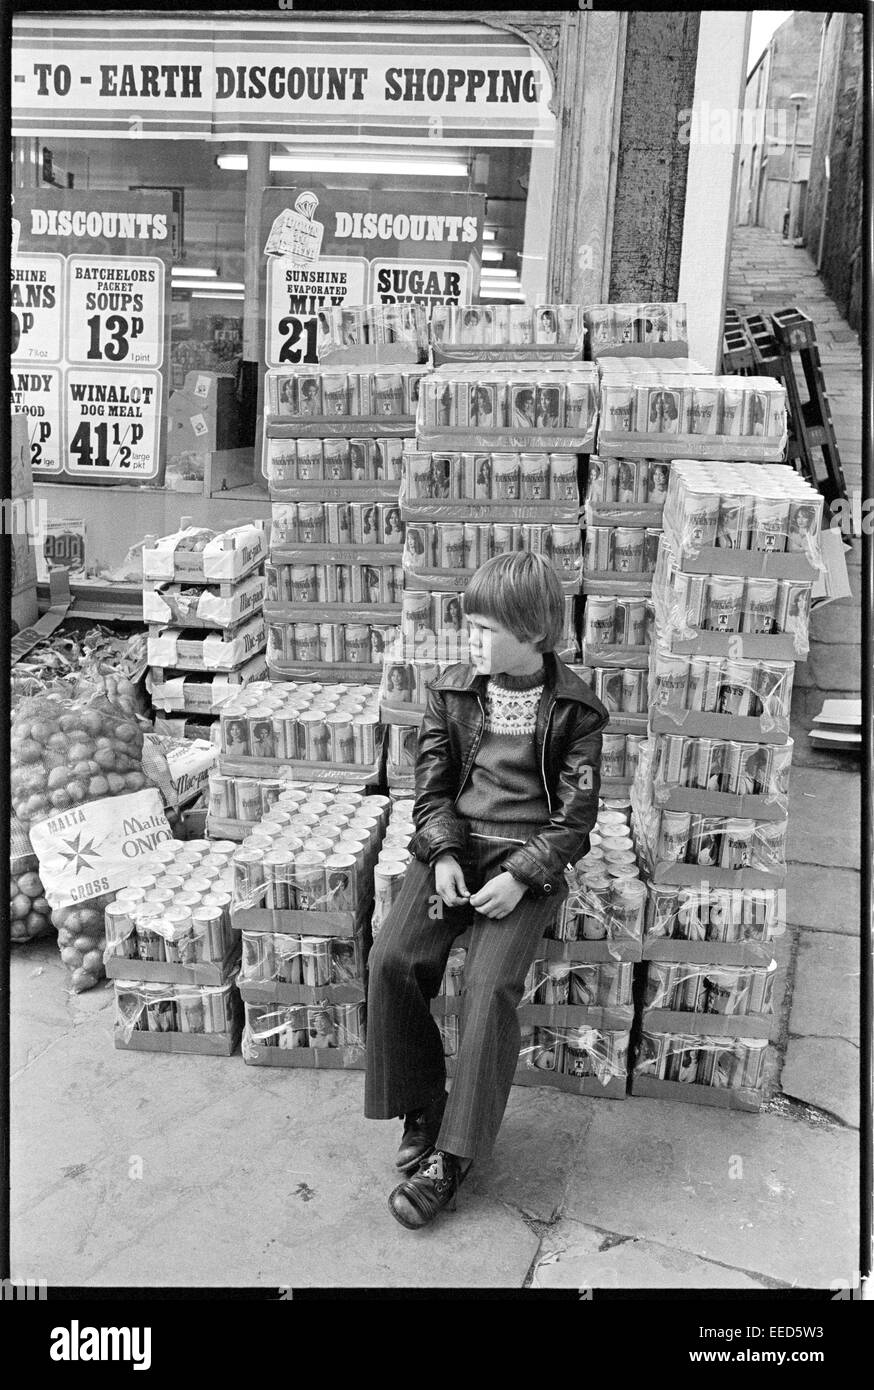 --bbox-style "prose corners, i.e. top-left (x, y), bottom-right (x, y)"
top-left (629, 444), bottom-right (823, 1110)
top-left (144, 522), bottom-right (269, 731)
top-left (382, 303), bottom-right (594, 790)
